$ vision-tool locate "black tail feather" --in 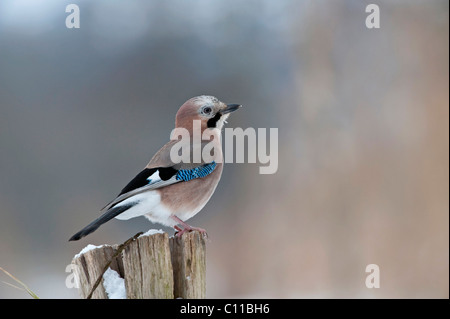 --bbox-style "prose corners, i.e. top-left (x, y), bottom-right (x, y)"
top-left (69, 204), bottom-right (134, 241)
